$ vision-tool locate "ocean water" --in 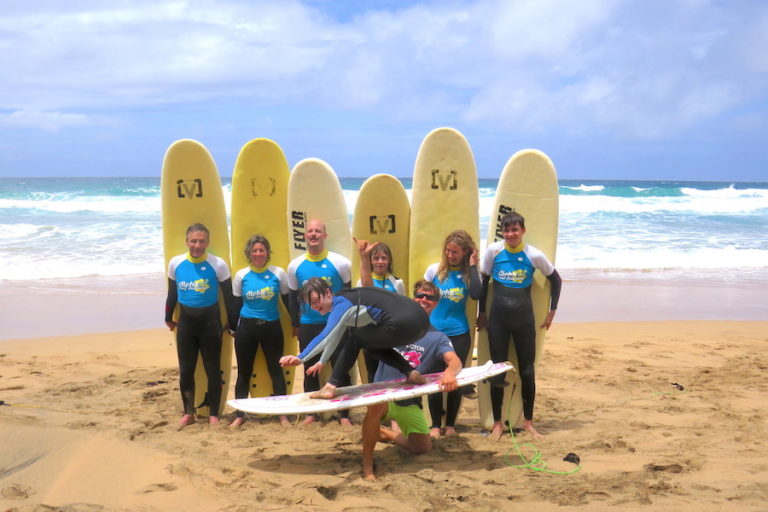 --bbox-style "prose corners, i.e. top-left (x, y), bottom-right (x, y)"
top-left (1, 177), bottom-right (766, 285)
